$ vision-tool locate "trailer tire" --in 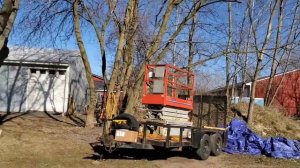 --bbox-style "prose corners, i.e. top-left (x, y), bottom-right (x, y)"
top-left (210, 133), bottom-right (222, 156)
top-left (111, 113), bottom-right (139, 131)
top-left (196, 134), bottom-right (211, 160)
